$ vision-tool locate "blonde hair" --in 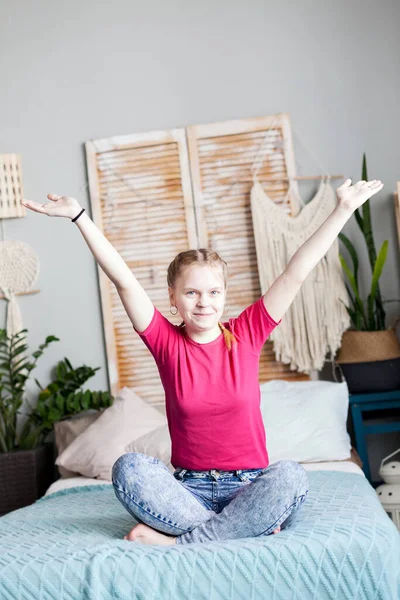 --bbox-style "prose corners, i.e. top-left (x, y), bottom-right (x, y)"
top-left (167, 248), bottom-right (237, 351)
